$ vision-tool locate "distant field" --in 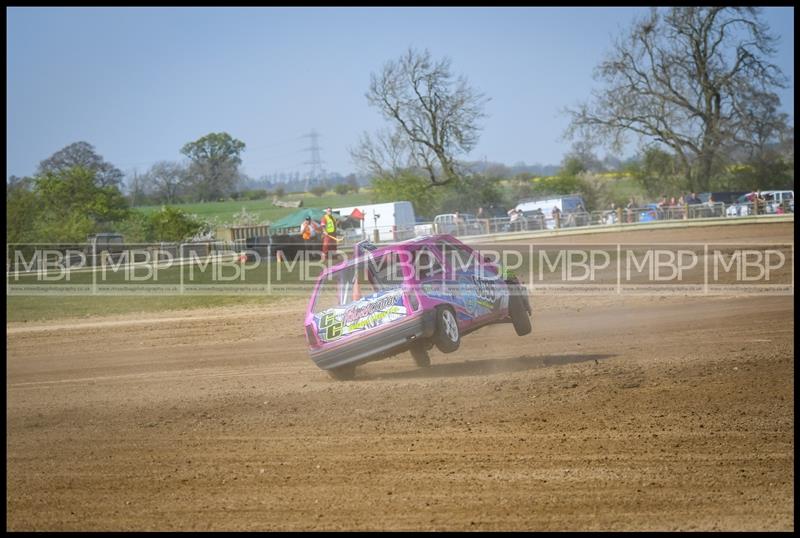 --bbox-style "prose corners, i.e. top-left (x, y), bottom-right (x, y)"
top-left (6, 295), bottom-right (280, 323)
top-left (135, 191), bottom-right (375, 224)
